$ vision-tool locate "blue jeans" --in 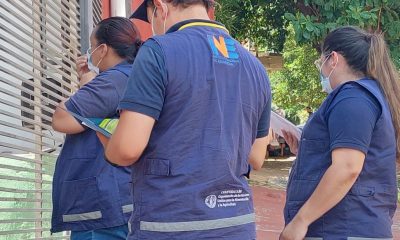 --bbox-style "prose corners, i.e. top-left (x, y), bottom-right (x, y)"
top-left (71, 224), bottom-right (128, 240)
